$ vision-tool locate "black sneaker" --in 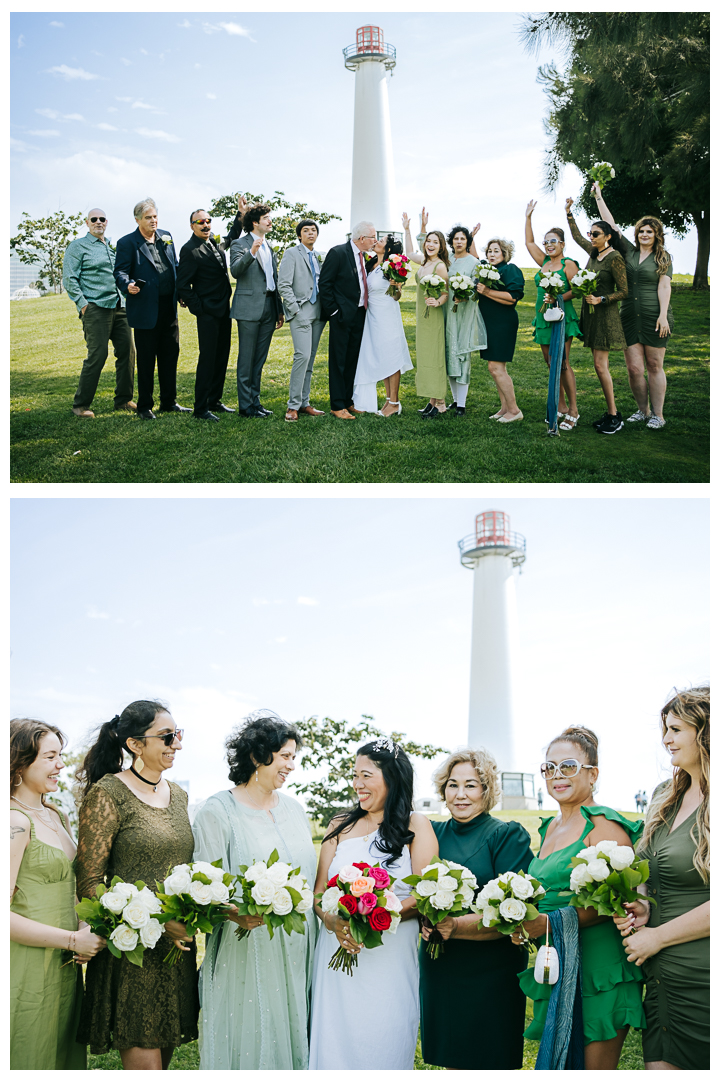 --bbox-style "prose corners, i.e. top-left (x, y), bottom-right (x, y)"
top-left (454, 406), bottom-right (466, 417)
top-left (597, 411), bottom-right (624, 435)
top-left (592, 412), bottom-right (610, 429)
top-left (447, 402), bottom-right (458, 412)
